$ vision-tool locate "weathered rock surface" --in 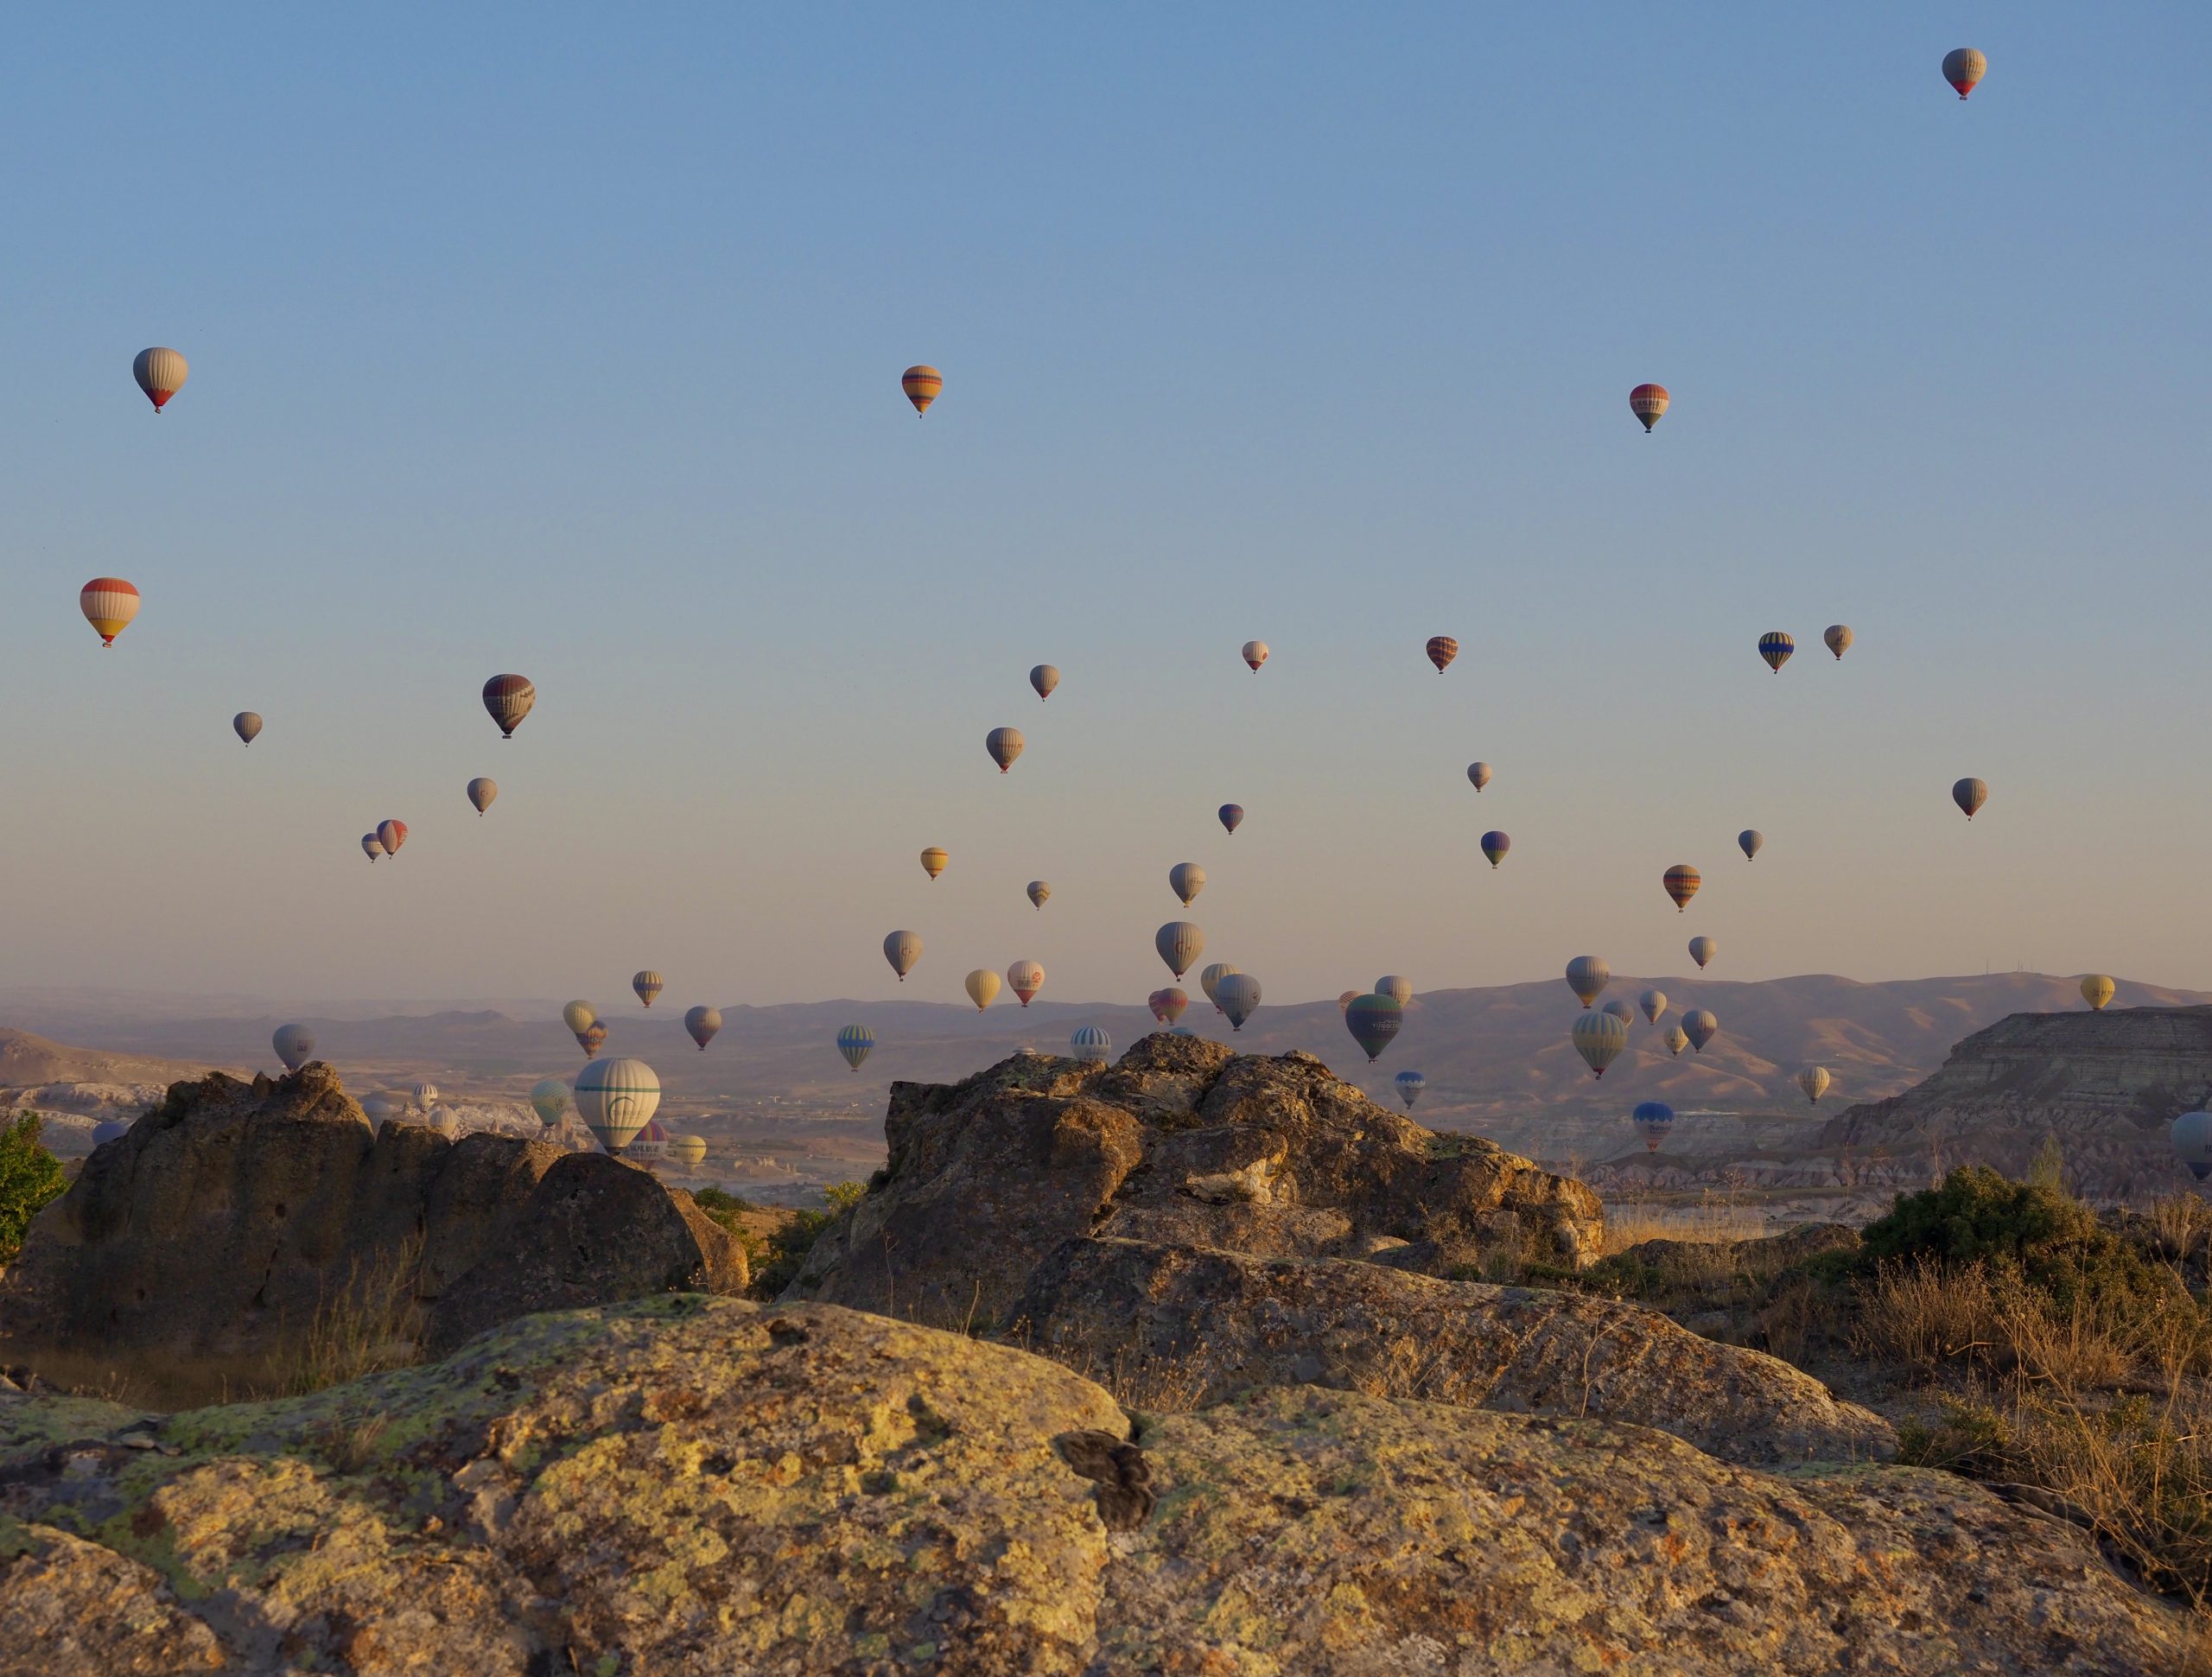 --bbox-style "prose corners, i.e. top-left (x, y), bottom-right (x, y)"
top-left (785, 1035), bottom-right (1604, 1326)
top-left (1008, 1236), bottom-right (1893, 1466)
top-left (0, 1065), bottom-right (744, 1390)
top-left (0, 1296), bottom-right (2186, 1674)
